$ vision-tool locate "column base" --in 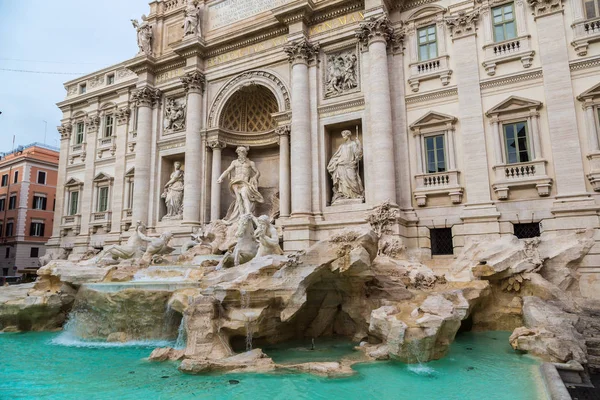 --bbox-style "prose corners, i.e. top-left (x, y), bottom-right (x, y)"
top-left (181, 220), bottom-right (202, 228)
